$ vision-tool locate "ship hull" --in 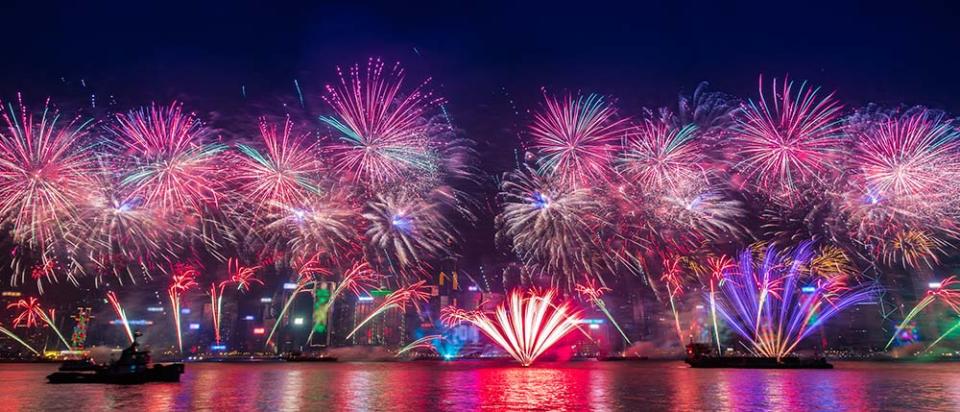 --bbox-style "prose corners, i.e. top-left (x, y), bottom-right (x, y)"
top-left (47, 363), bottom-right (184, 384)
